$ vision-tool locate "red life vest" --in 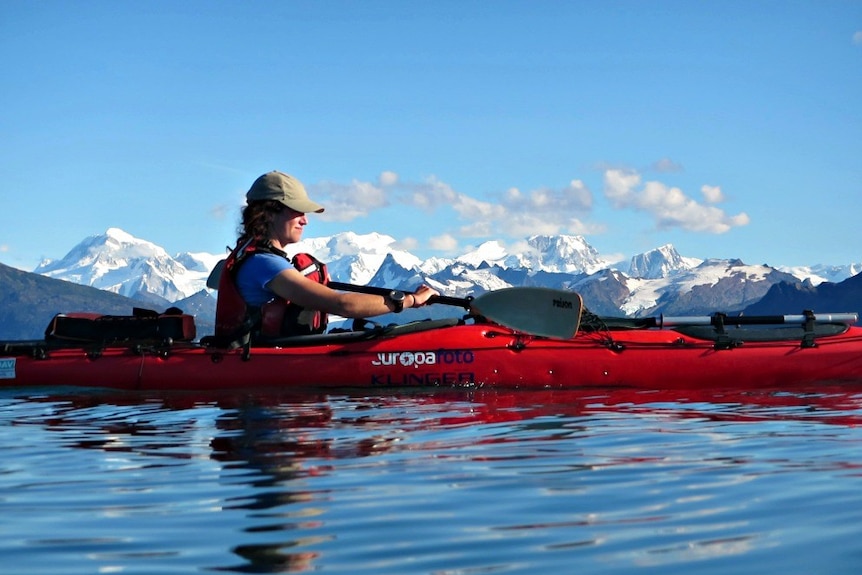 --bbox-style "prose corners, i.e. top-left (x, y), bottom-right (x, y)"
top-left (214, 239), bottom-right (329, 345)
